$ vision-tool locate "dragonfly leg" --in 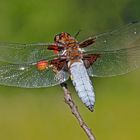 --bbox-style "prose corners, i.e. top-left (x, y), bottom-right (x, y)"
top-left (60, 82), bottom-right (68, 89)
